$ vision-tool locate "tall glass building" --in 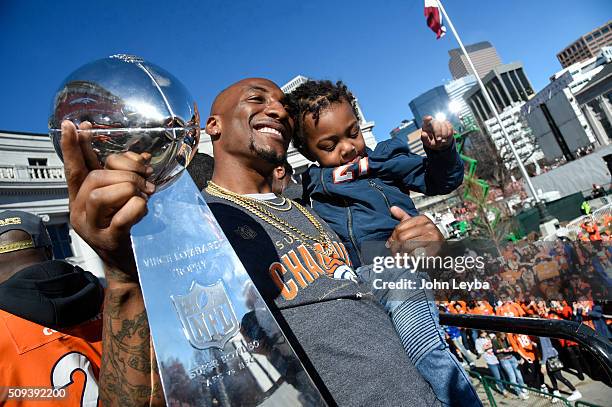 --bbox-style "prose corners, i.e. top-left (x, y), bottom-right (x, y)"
top-left (408, 86), bottom-right (453, 128)
top-left (444, 74), bottom-right (477, 122)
